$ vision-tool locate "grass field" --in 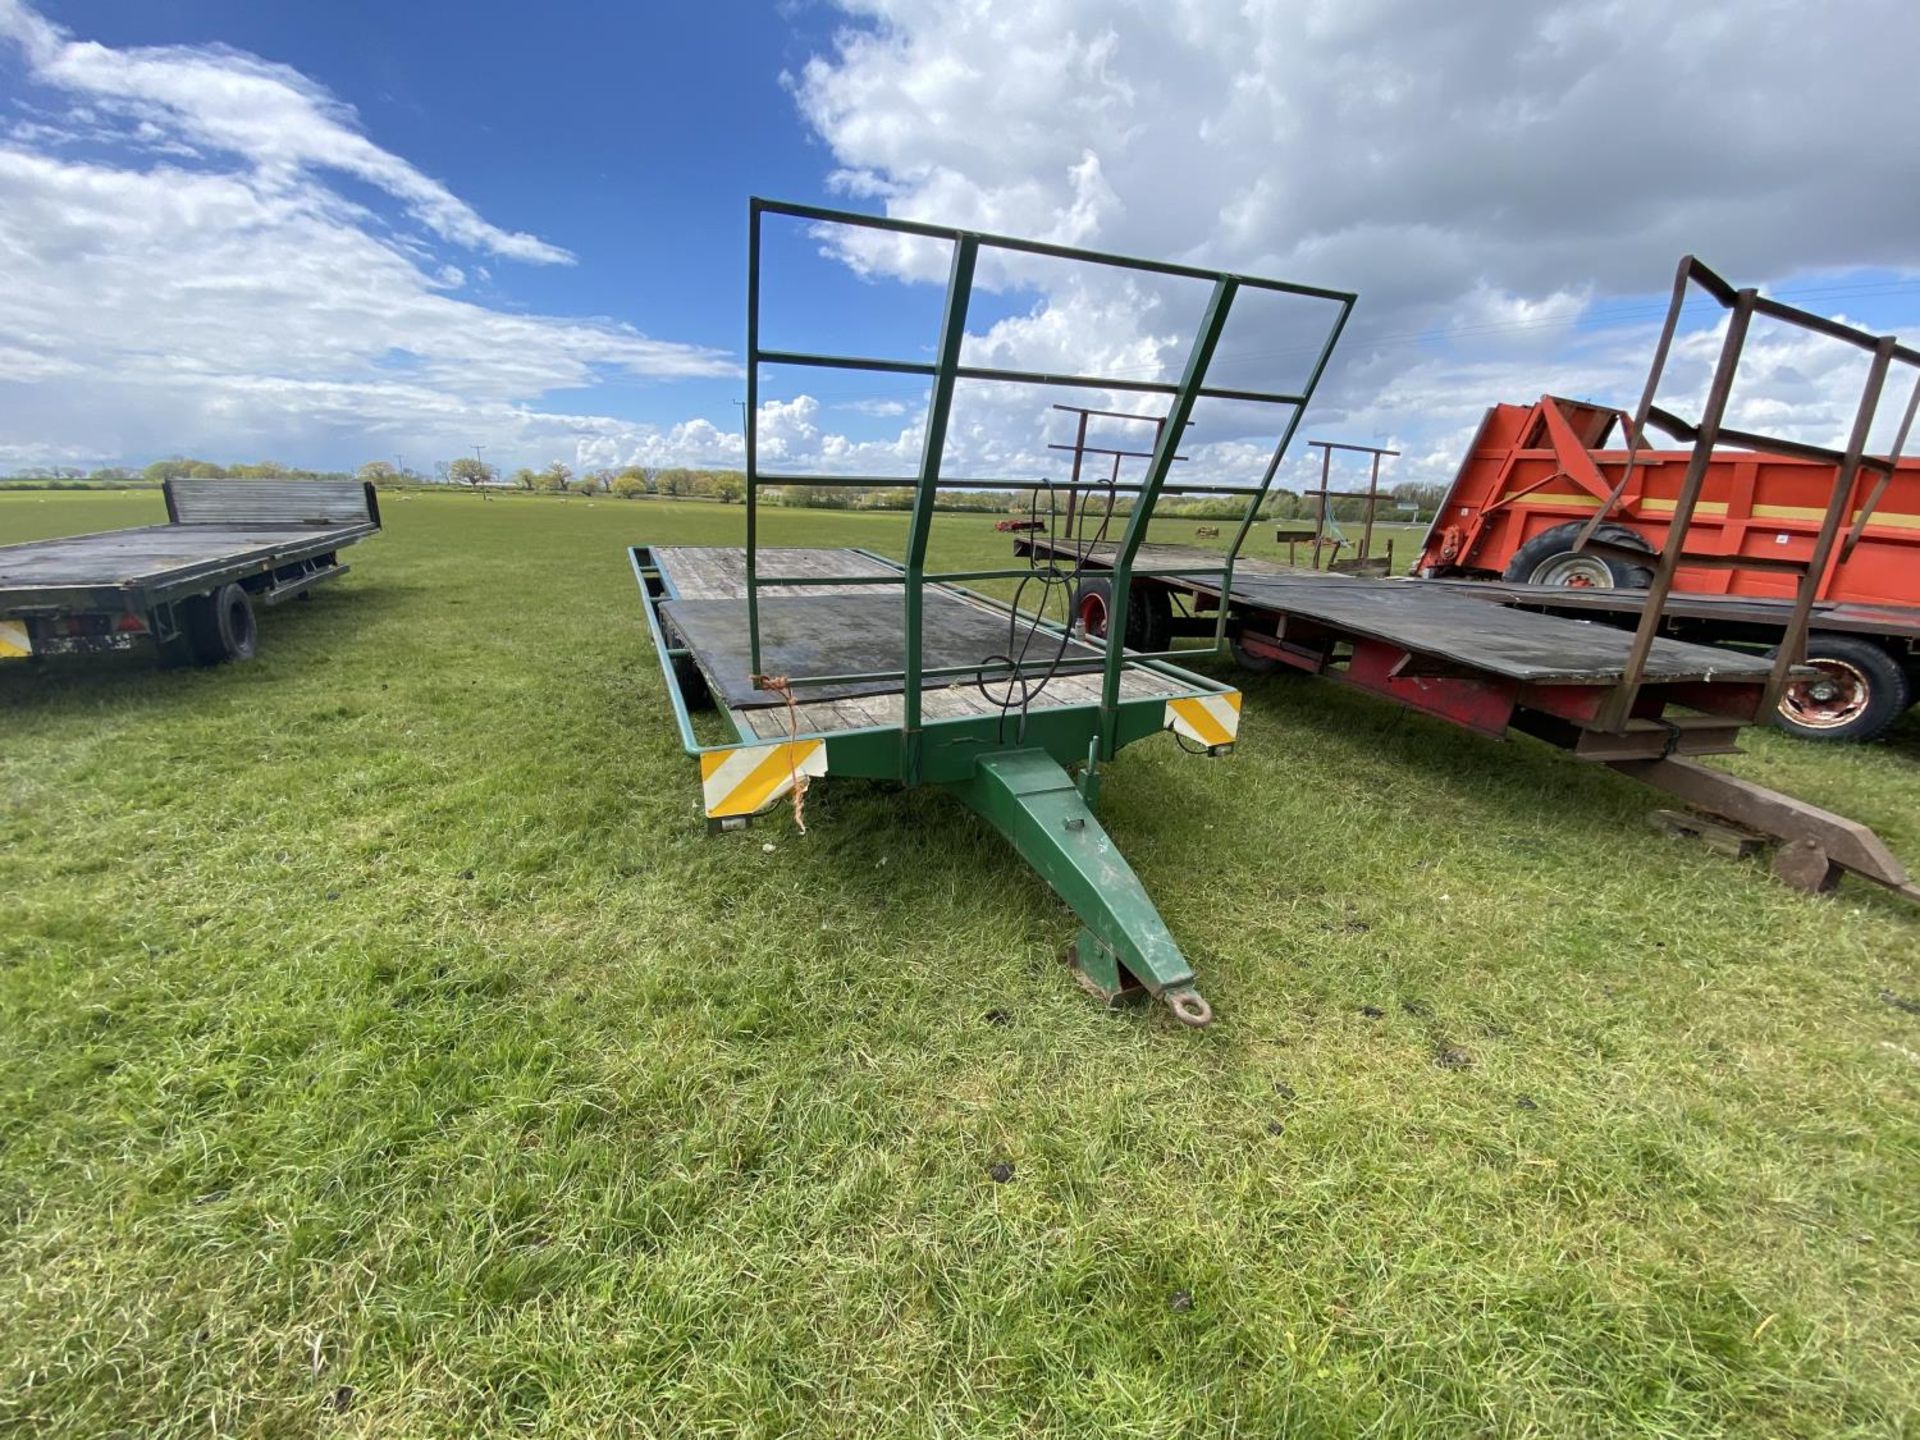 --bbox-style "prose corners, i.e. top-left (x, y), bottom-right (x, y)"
top-left (3, 489), bottom-right (1918, 1438)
